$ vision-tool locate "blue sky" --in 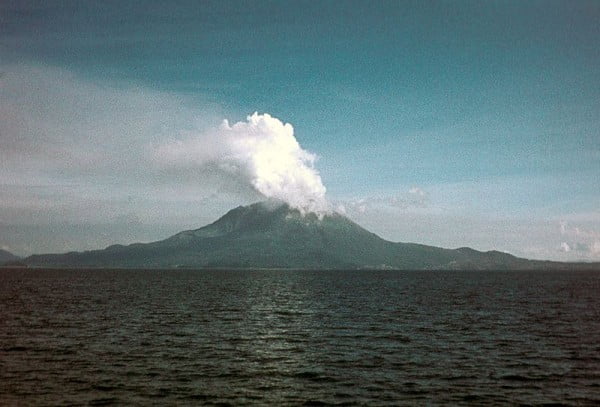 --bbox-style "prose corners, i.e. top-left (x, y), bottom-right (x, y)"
top-left (1, 0), bottom-right (599, 260)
